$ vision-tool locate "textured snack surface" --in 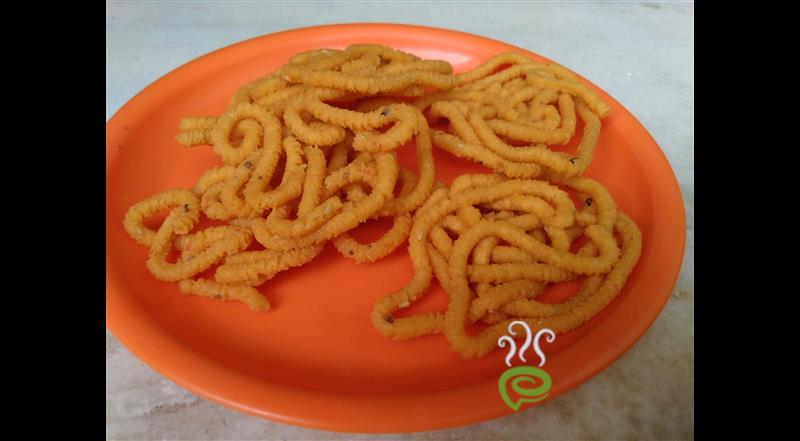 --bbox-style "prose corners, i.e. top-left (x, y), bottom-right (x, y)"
top-left (122, 44), bottom-right (640, 359)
